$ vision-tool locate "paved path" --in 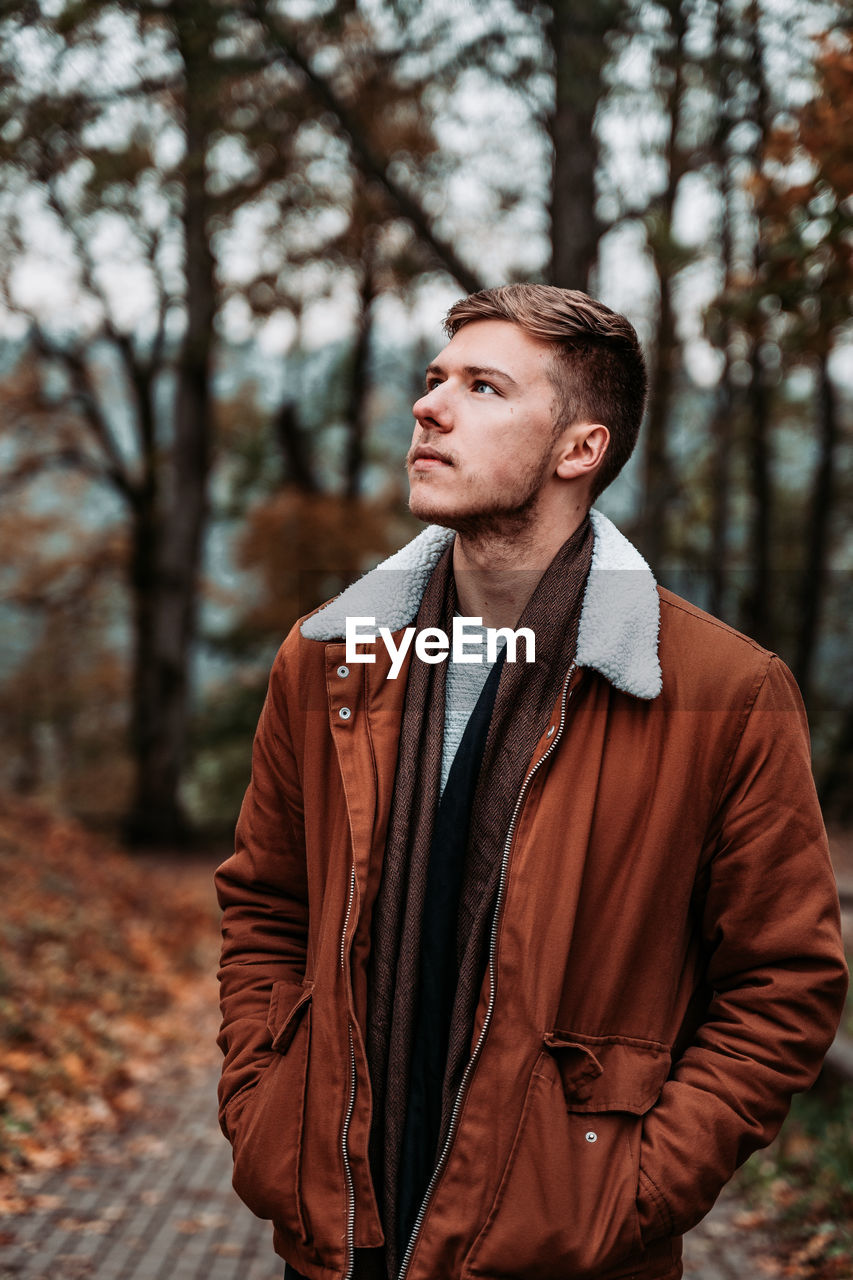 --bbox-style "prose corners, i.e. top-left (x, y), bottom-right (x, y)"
top-left (0, 1059), bottom-right (278, 1280)
top-left (0, 1055), bottom-right (779, 1280)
